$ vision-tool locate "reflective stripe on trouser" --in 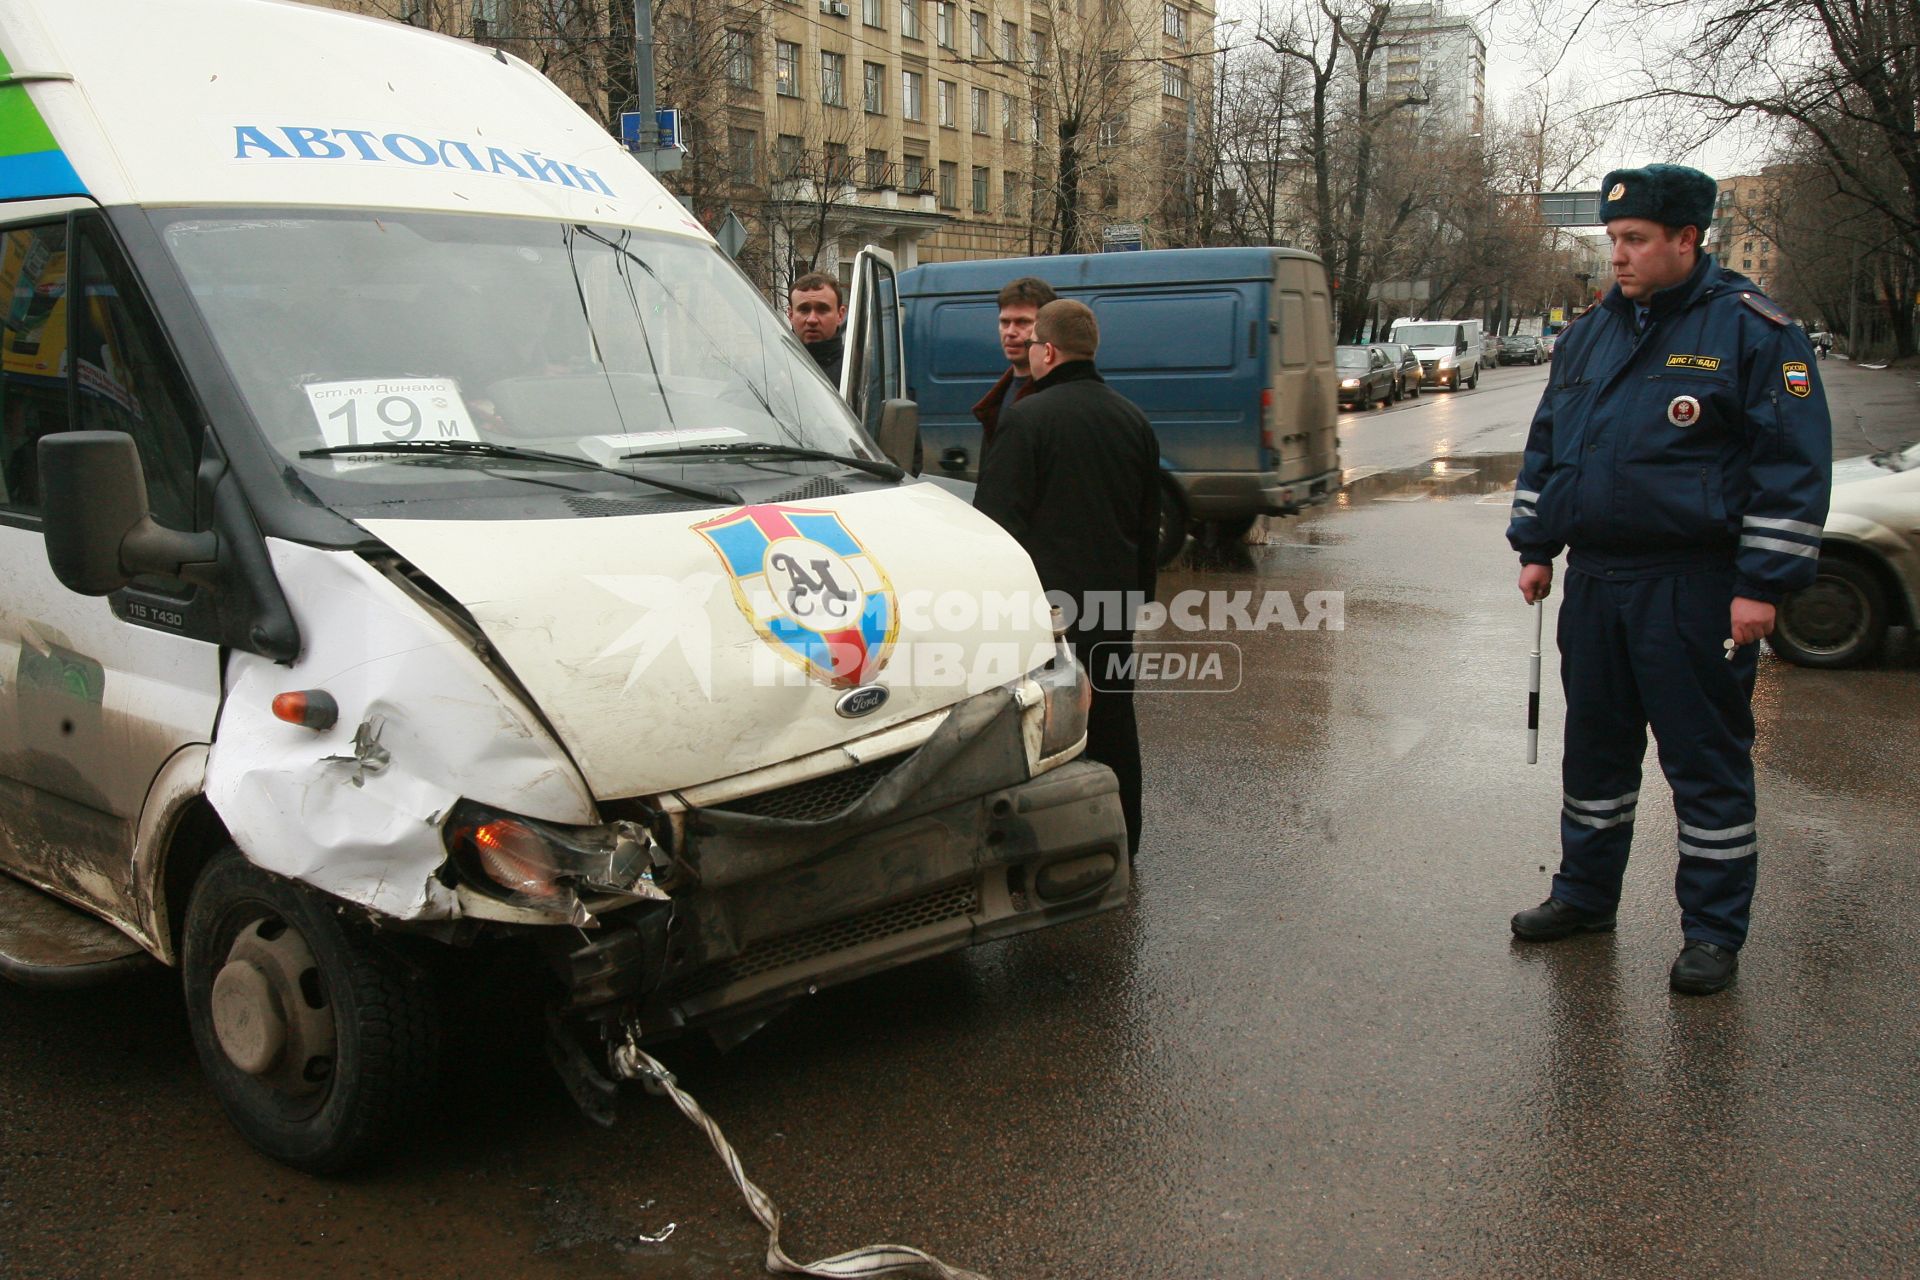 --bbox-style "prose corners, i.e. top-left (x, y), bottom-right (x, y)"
top-left (1552, 566), bottom-right (1758, 948)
